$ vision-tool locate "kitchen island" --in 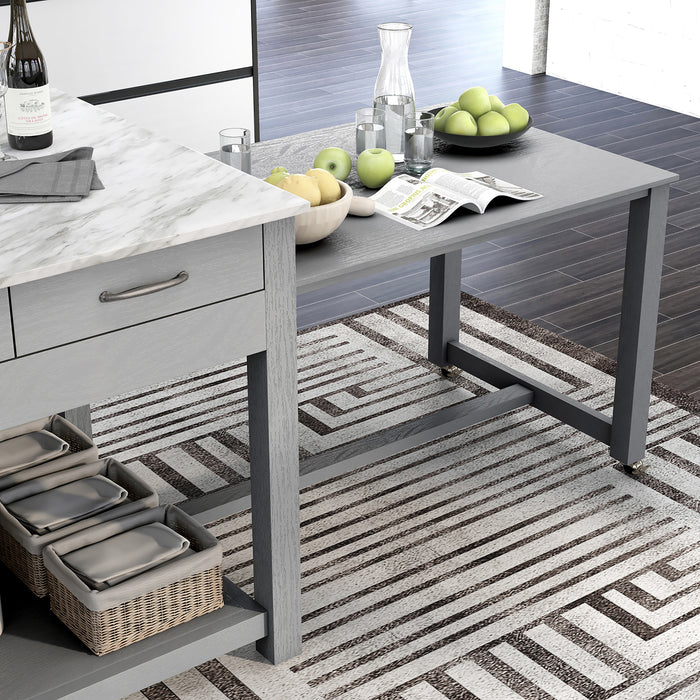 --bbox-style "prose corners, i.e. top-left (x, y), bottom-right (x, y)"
top-left (0, 91), bottom-right (307, 699)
